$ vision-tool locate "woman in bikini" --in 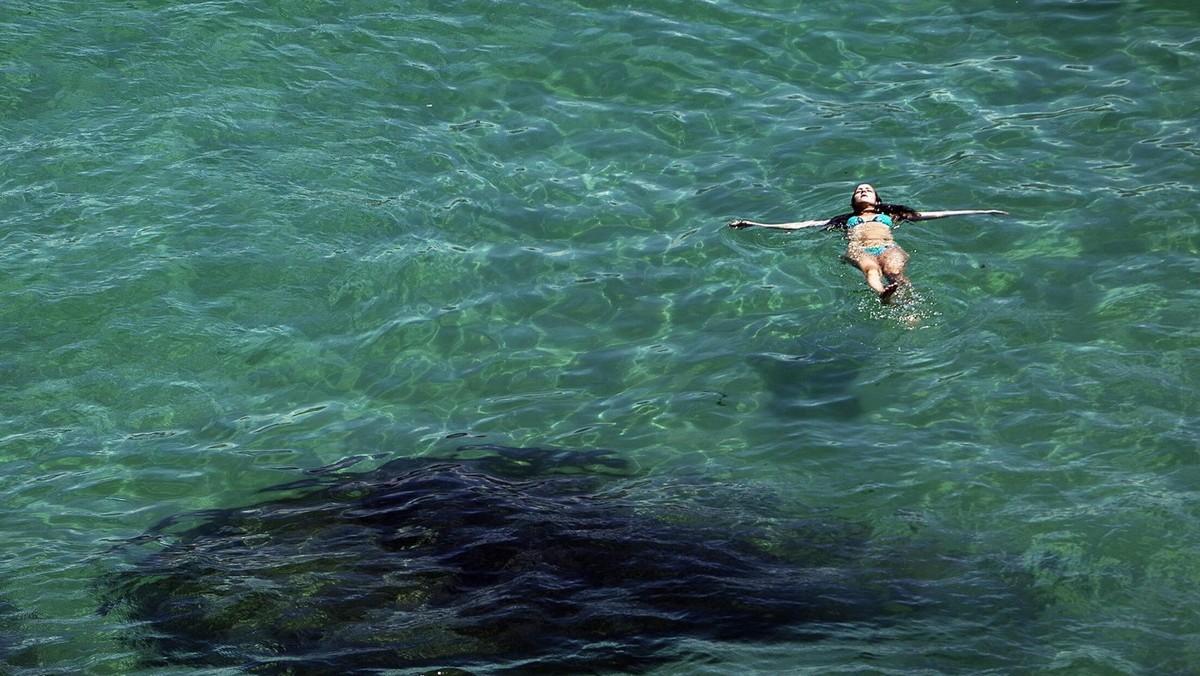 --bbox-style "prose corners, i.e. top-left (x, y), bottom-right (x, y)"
top-left (727, 183), bottom-right (1007, 302)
